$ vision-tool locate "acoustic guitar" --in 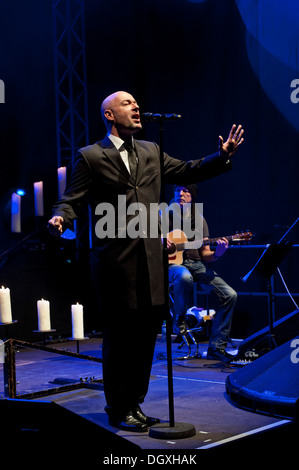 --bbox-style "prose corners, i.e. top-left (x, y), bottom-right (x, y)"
top-left (167, 229), bottom-right (253, 265)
